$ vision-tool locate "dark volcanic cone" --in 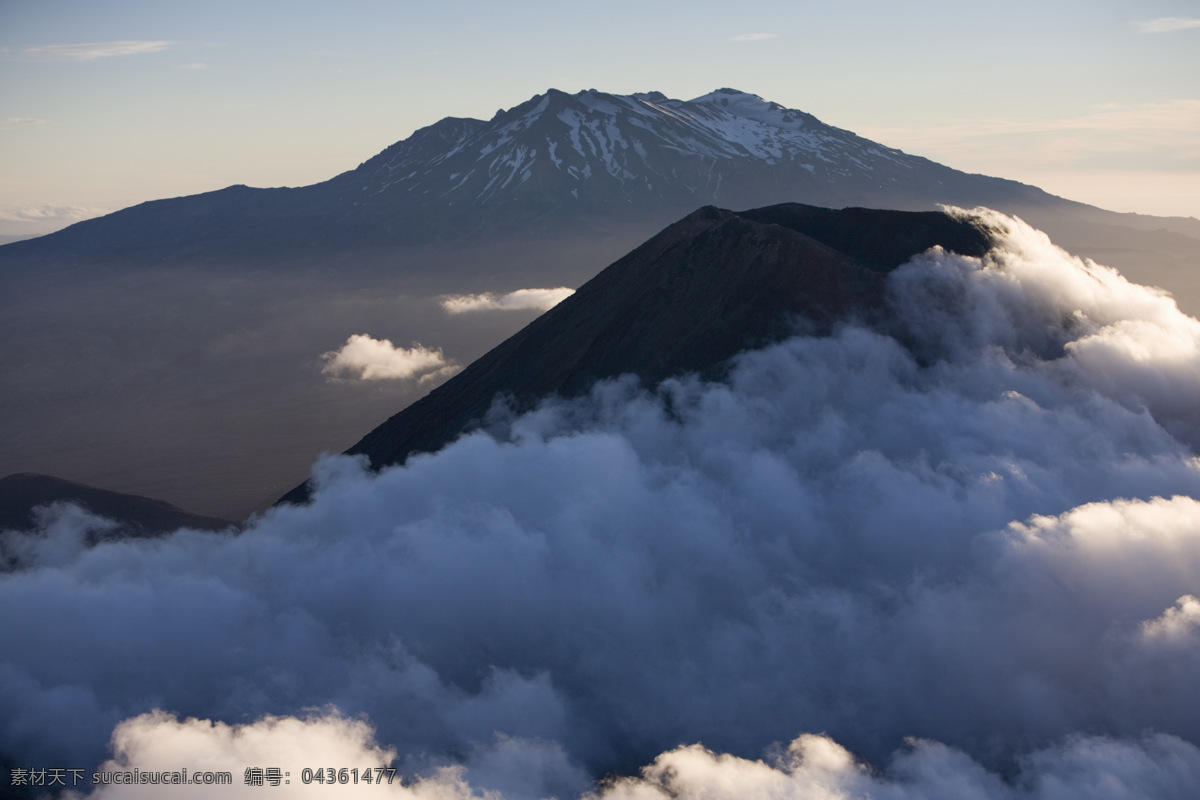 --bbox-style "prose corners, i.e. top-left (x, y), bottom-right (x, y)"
top-left (280, 202), bottom-right (991, 505)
